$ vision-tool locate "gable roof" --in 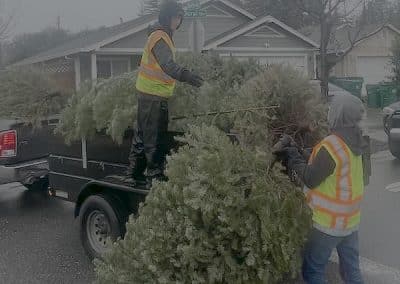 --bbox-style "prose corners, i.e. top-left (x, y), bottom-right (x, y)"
top-left (13, 0), bottom-right (255, 67)
top-left (203, 15), bottom-right (319, 50)
top-left (302, 23), bottom-right (400, 54)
